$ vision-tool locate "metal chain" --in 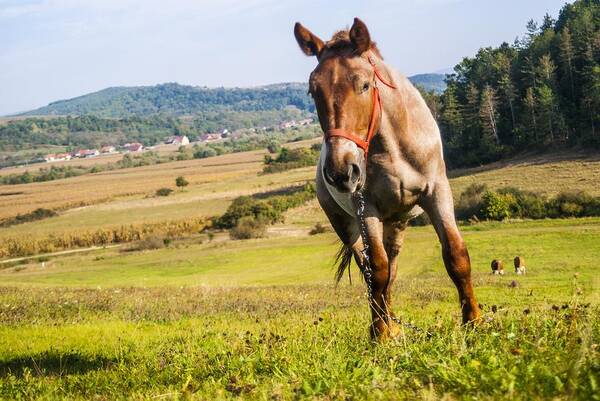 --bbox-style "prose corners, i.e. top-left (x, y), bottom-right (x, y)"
top-left (352, 191), bottom-right (431, 337)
